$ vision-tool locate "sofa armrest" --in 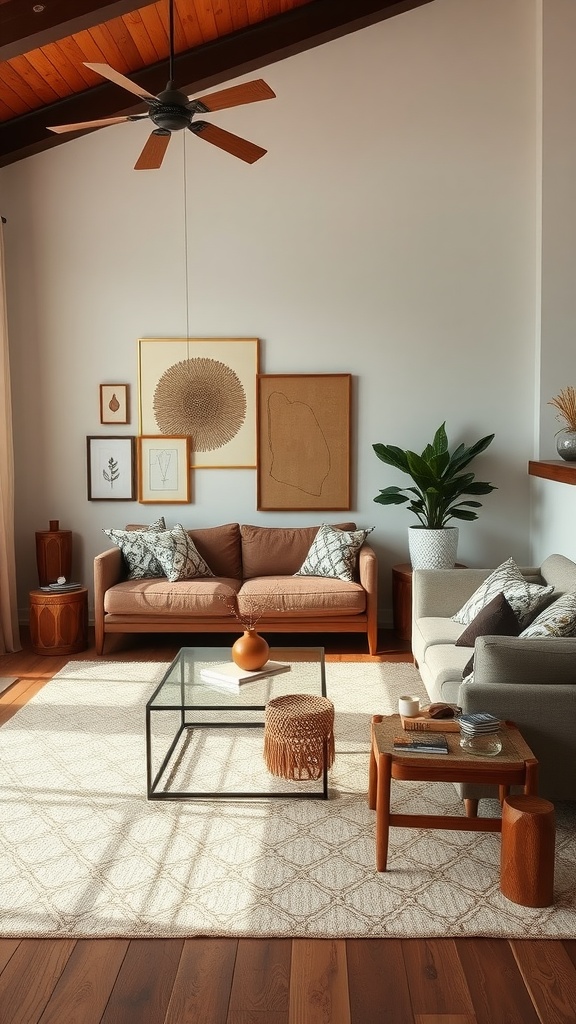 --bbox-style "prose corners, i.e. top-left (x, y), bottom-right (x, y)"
top-left (358, 544), bottom-right (378, 655)
top-left (412, 568), bottom-right (493, 619)
top-left (94, 547), bottom-right (124, 654)
top-left (457, 648), bottom-right (576, 800)
top-left (472, 634), bottom-right (576, 686)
